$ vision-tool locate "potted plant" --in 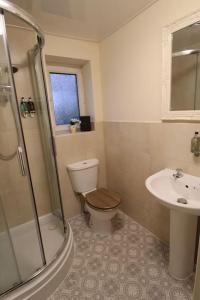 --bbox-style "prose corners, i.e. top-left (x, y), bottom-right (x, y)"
top-left (70, 118), bottom-right (81, 133)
